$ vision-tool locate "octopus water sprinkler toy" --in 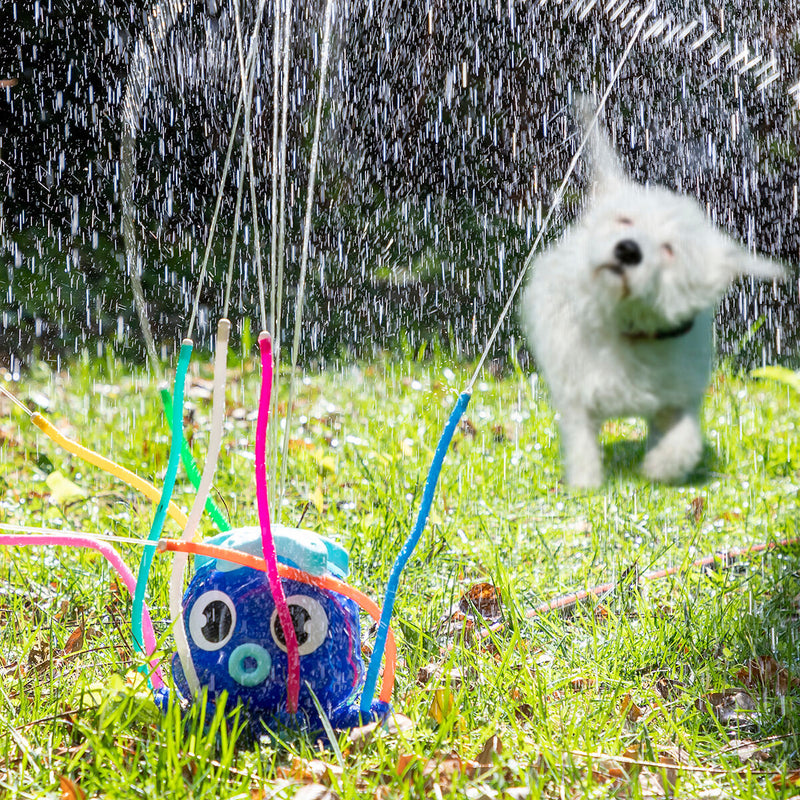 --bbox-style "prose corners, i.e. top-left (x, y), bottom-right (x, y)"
top-left (0, 325), bottom-right (400, 730)
top-left (0, 340), bottom-right (397, 736)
